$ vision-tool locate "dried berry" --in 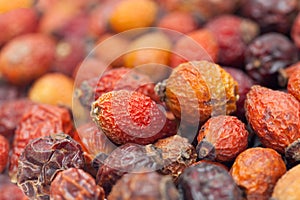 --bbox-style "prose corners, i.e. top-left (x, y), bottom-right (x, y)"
top-left (205, 15), bottom-right (259, 67)
top-left (288, 68), bottom-right (300, 102)
top-left (196, 115), bottom-right (249, 162)
top-left (0, 175), bottom-right (28, 200)
top-left (29, 73), bottom-right (74, 108)
top-left (178, 162), bottom-right (242, 200)
top-left (240, 0), bottom-right (298, 34)
top-left (109, 0), bottom-right (158, 32)
top-left (154, 135), bottom-right (197, 182)
top-left (278, 62), bottom-right (300, 87)
top-left (17, 133), bottom-right (85, 200)
top-left (50, 168), bottom-right (105, 200)
top-left (0, 135), bottom-right (9, 173)
top-left (0, 82), bottom-right (26, 103)
top-left (91, 90), bottom-right (167, 145)
top-left (0, 99), bottom-right (34, 137)
top-left (170, 29), bottom-right (219, 67)
top-left (10, 104), bottom-right (73, 182)
top-left (291, 12), bottom-right (300, 49)
top-left (160, 61), bottom-right (238, 126)
top-left (230, 147), bottom-right (286, 200)
top-left (0, 8), bottom-right (38, 46)
top-left (157, 11), bottom-right (197, 34)
top-left (96, 143), bottom-right (163, 195)
top-left (245, 85), bottom-right (300, 153)
top-left (272, 164), bottom-right (300, 200)
top-left (0, 33), bottom-right (56, 85)
top-left (245, 33), bottom-right (298, 88)
top-left (108, 171), bottom-right (179, 200)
